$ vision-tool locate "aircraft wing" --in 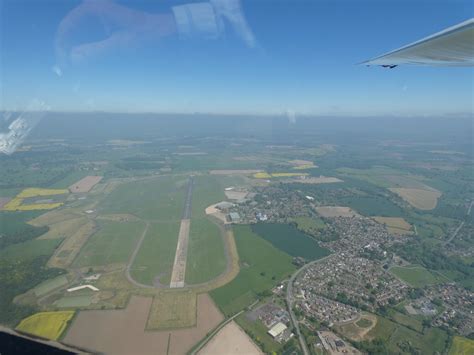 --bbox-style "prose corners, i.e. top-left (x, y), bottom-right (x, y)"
top-left (362, 18), bottom-right (474, 67)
